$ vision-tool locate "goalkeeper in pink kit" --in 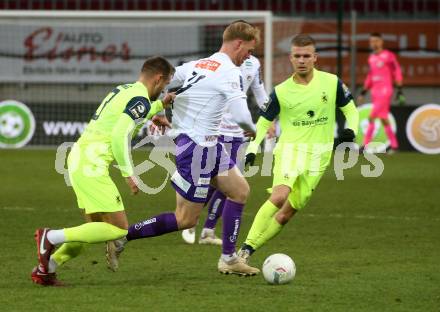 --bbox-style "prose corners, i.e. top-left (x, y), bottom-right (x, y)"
top-left (358, 32), bottom-right (404, 152)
